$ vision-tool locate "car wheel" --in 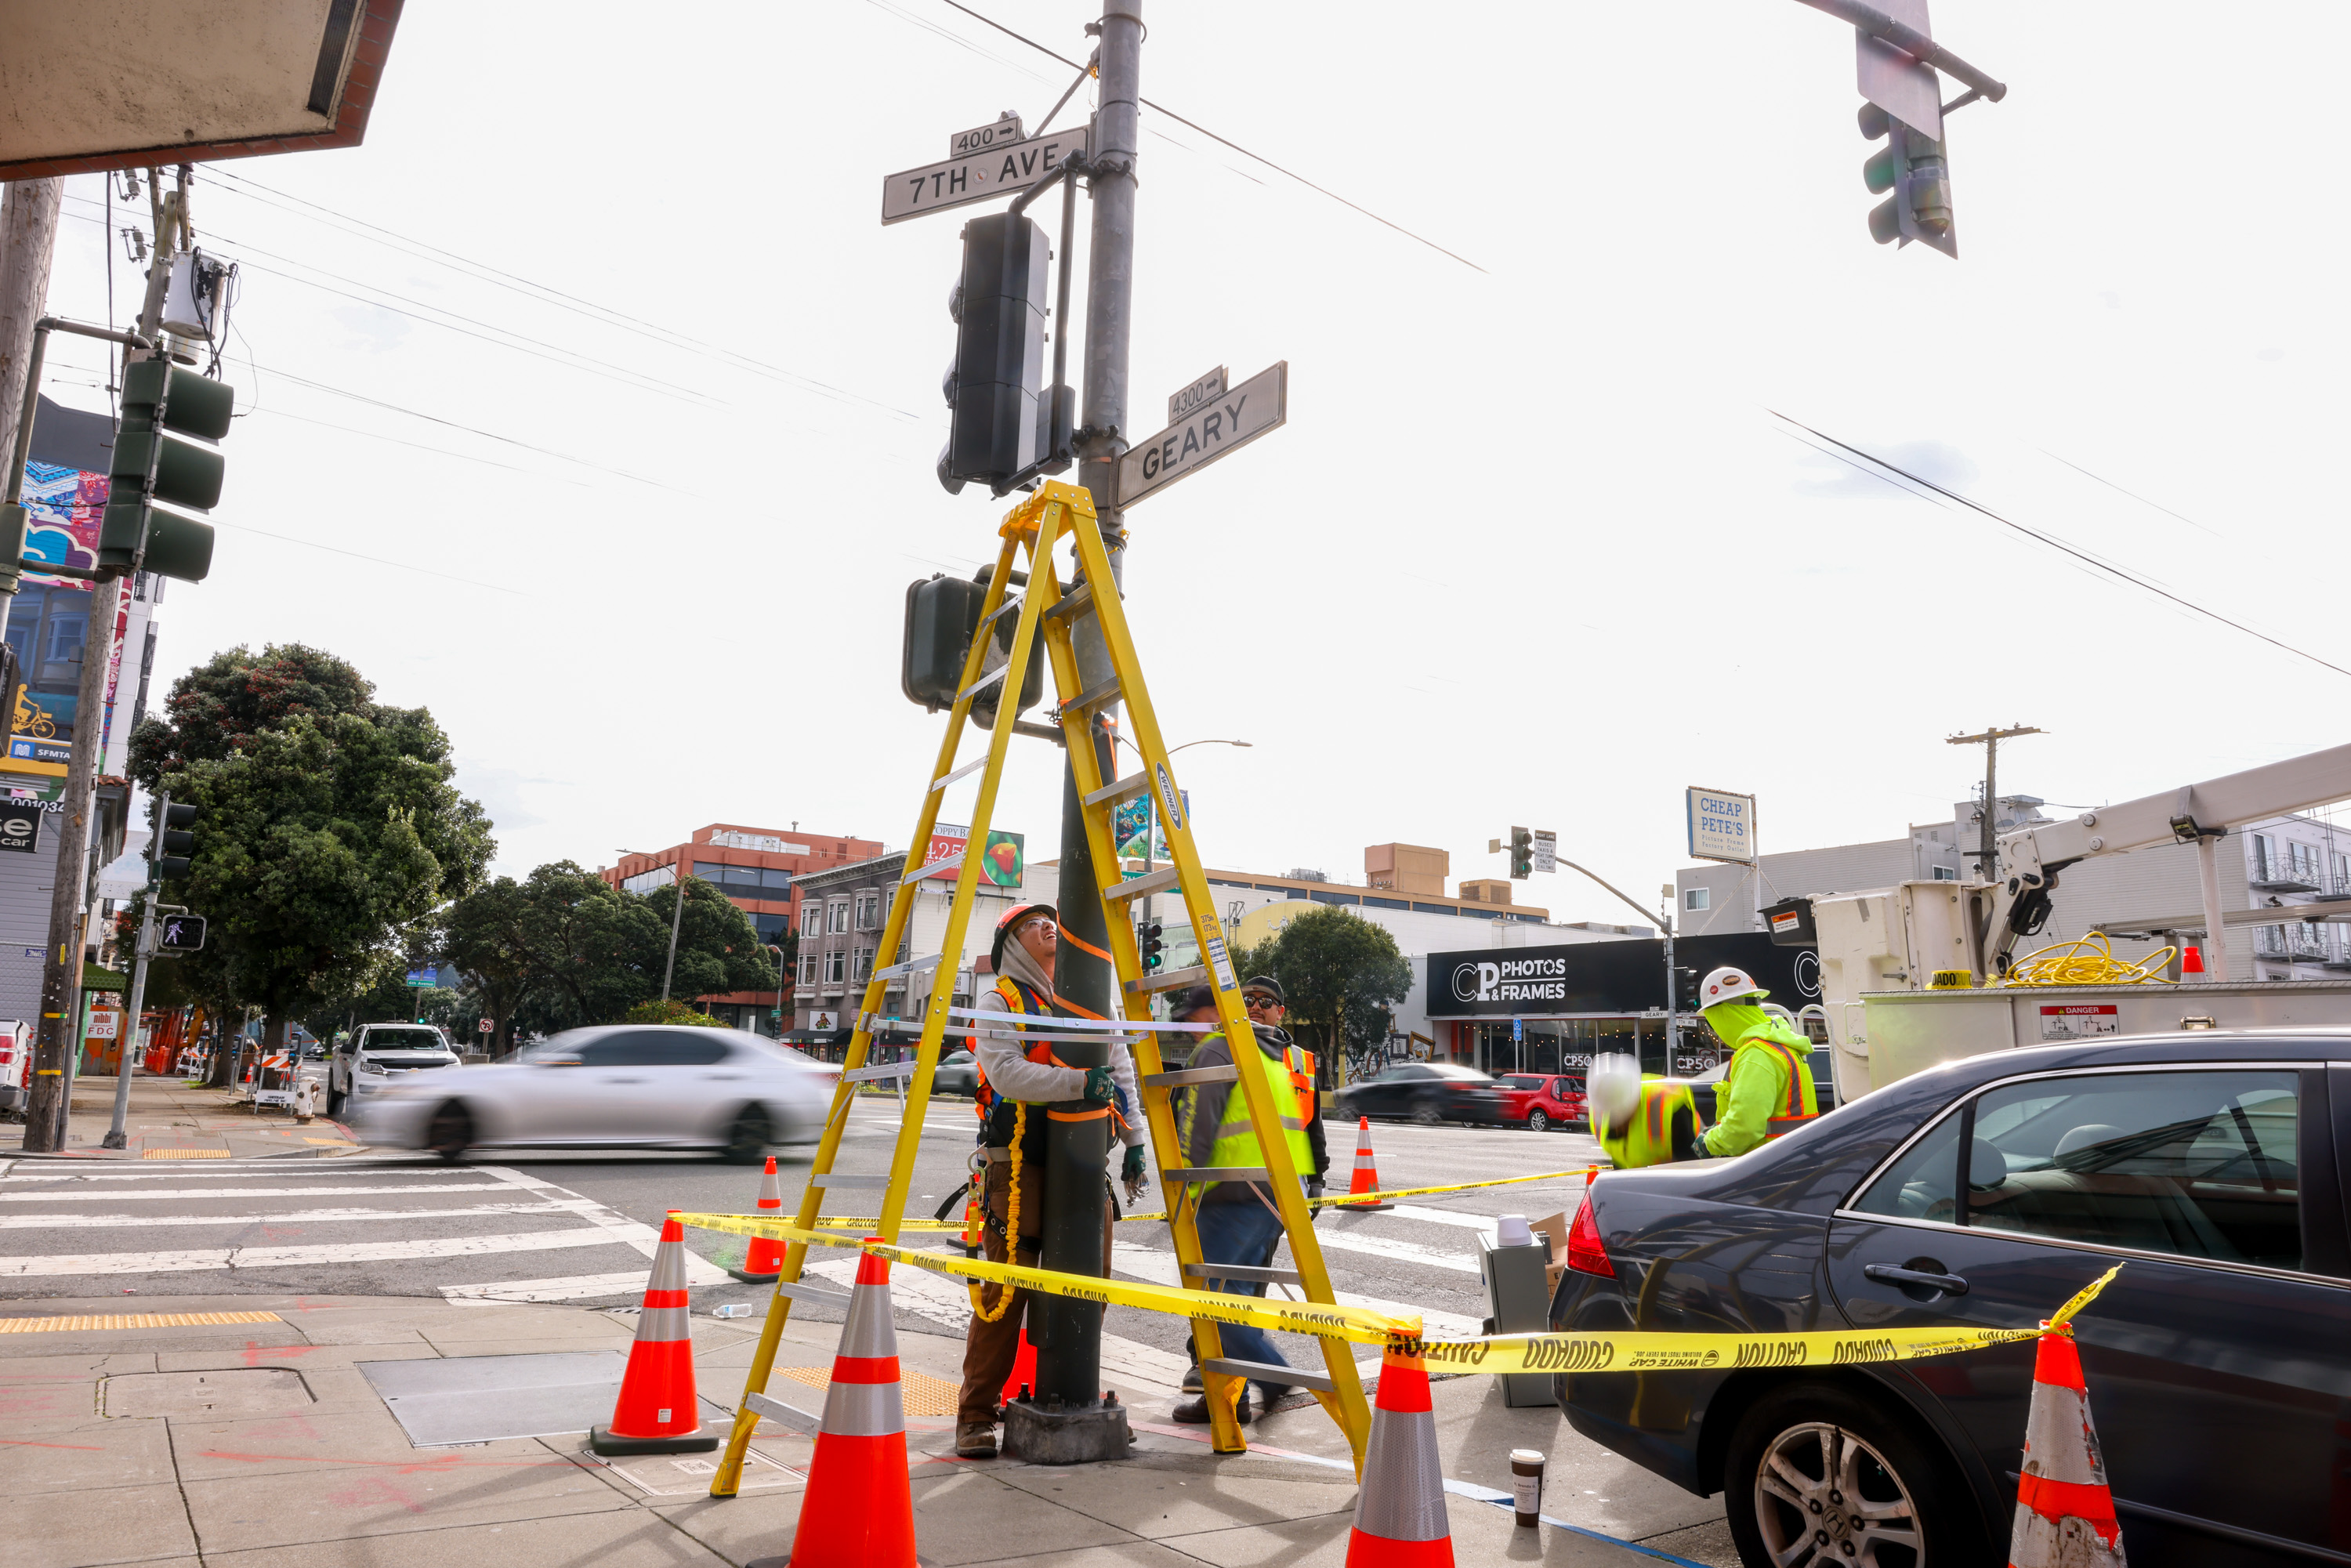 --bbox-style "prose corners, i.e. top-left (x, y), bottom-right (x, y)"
top-left (426, 1101), bottom-right (473, 1163)
top-left (1723, 1382), bottom-right (1980, 1568)
top-left (1527, 1109), bottom-right (1549, 1133)
top-left (723, 1106), bottom-right (773, 1164)
top-left (326, 1086), bottom-right (346, 1117)
top-left (1410, 1099), bottom-right (1441, 1127)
